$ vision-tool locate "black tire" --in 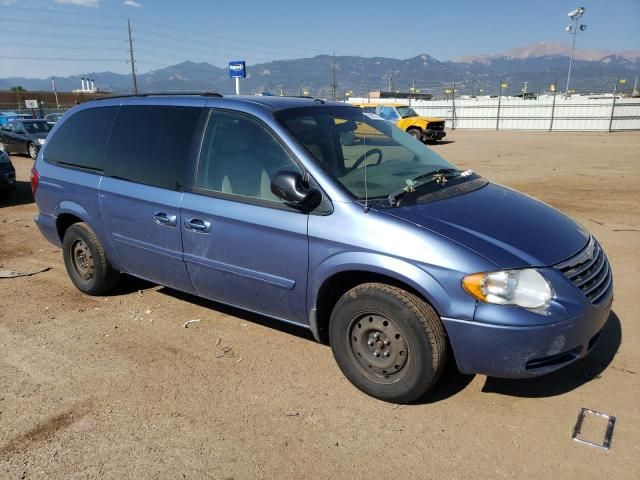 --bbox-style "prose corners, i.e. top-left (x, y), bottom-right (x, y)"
top-left (28, 142), bottom-right (38, 160)
top-left (62, 222), bottom-right (120, 295)
top-left (329, 283), bottom-right (447, 403)
top-left (407, 128), bottom-right (422, 141)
